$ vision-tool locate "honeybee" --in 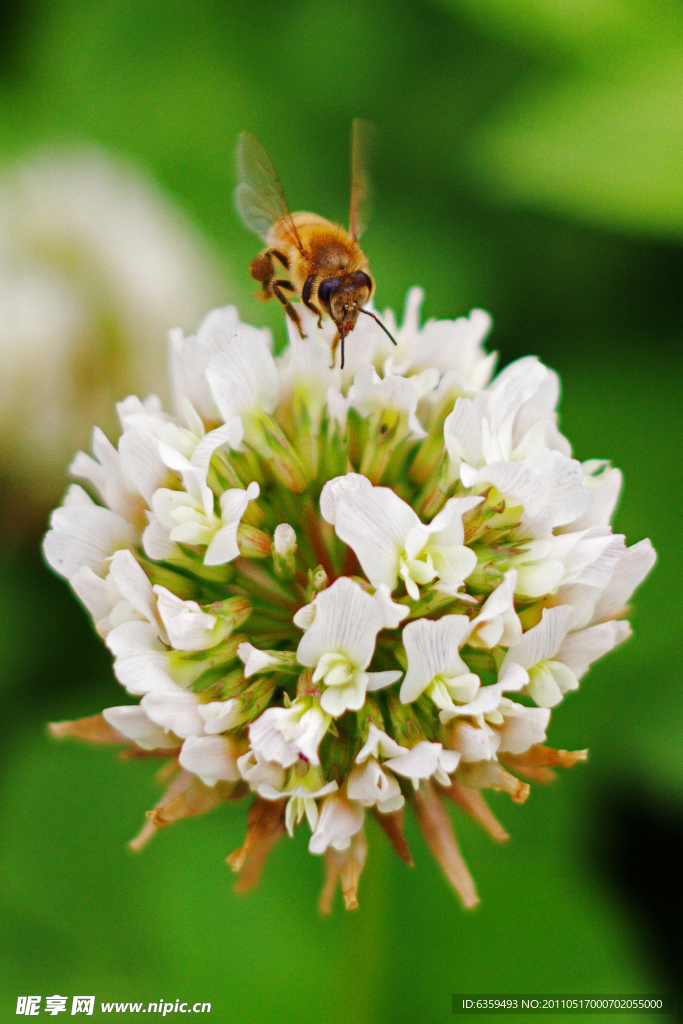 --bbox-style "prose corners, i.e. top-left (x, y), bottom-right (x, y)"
top-left (235, 120), bottom-right (396, 368)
